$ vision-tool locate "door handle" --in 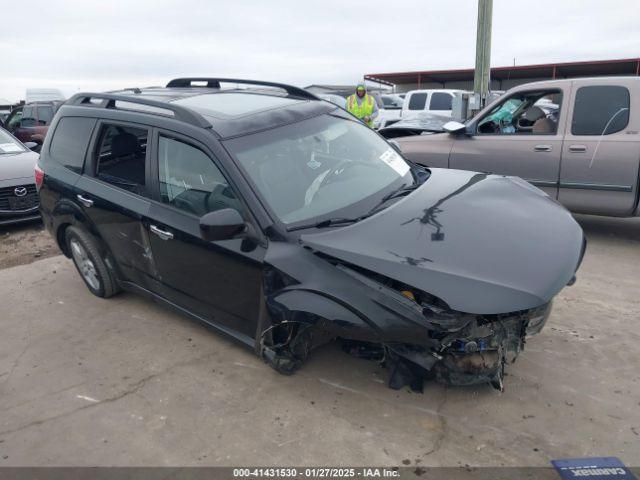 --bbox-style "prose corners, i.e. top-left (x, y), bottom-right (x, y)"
top-left (150, 224), bottom-right (174, 241)
top-left (569, 144), bottom-right (587, 153)
top-left (76, 194), bottom-right (93, 208)
top-left (533, 145), bottom-right (552, 152)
